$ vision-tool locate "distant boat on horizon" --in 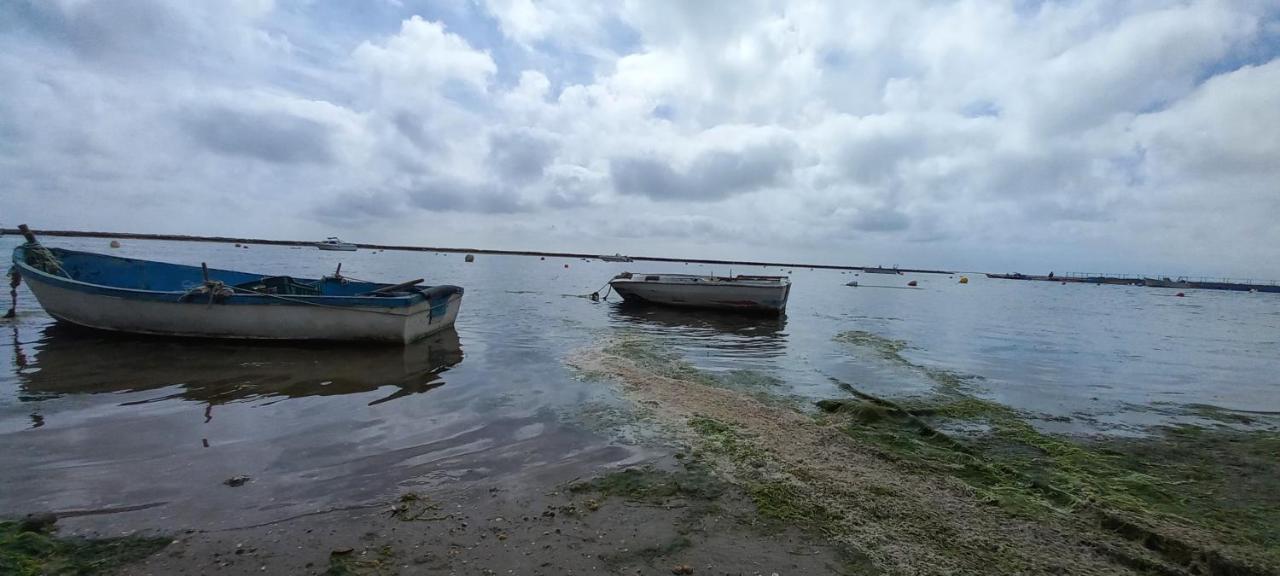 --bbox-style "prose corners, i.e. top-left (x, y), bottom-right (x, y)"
top-left (316, 237), bottom-right (358, 251)
top-left (600, 253), bottom-right (633, 262)
top-left (863, 266), bottom-right (903, 275)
